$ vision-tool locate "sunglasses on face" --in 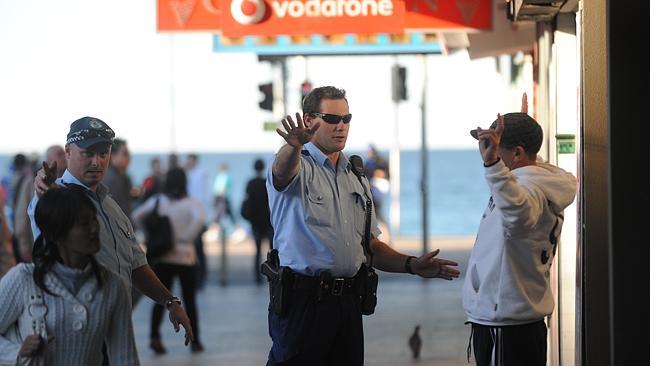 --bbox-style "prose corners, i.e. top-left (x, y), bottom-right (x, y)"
top-left (310, 112), bottom-right (352, 124)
